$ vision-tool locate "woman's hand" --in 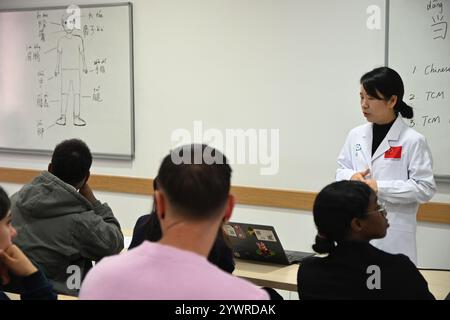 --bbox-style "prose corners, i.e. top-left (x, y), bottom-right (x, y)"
top-left (0, 245), bottom-right (38, 280)
top-left (351, 168), bottom-right (370, 181)
top-left (364, 179), bottom-right (378, 193)
top-left (350, 168), bottom-right (378, 193)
